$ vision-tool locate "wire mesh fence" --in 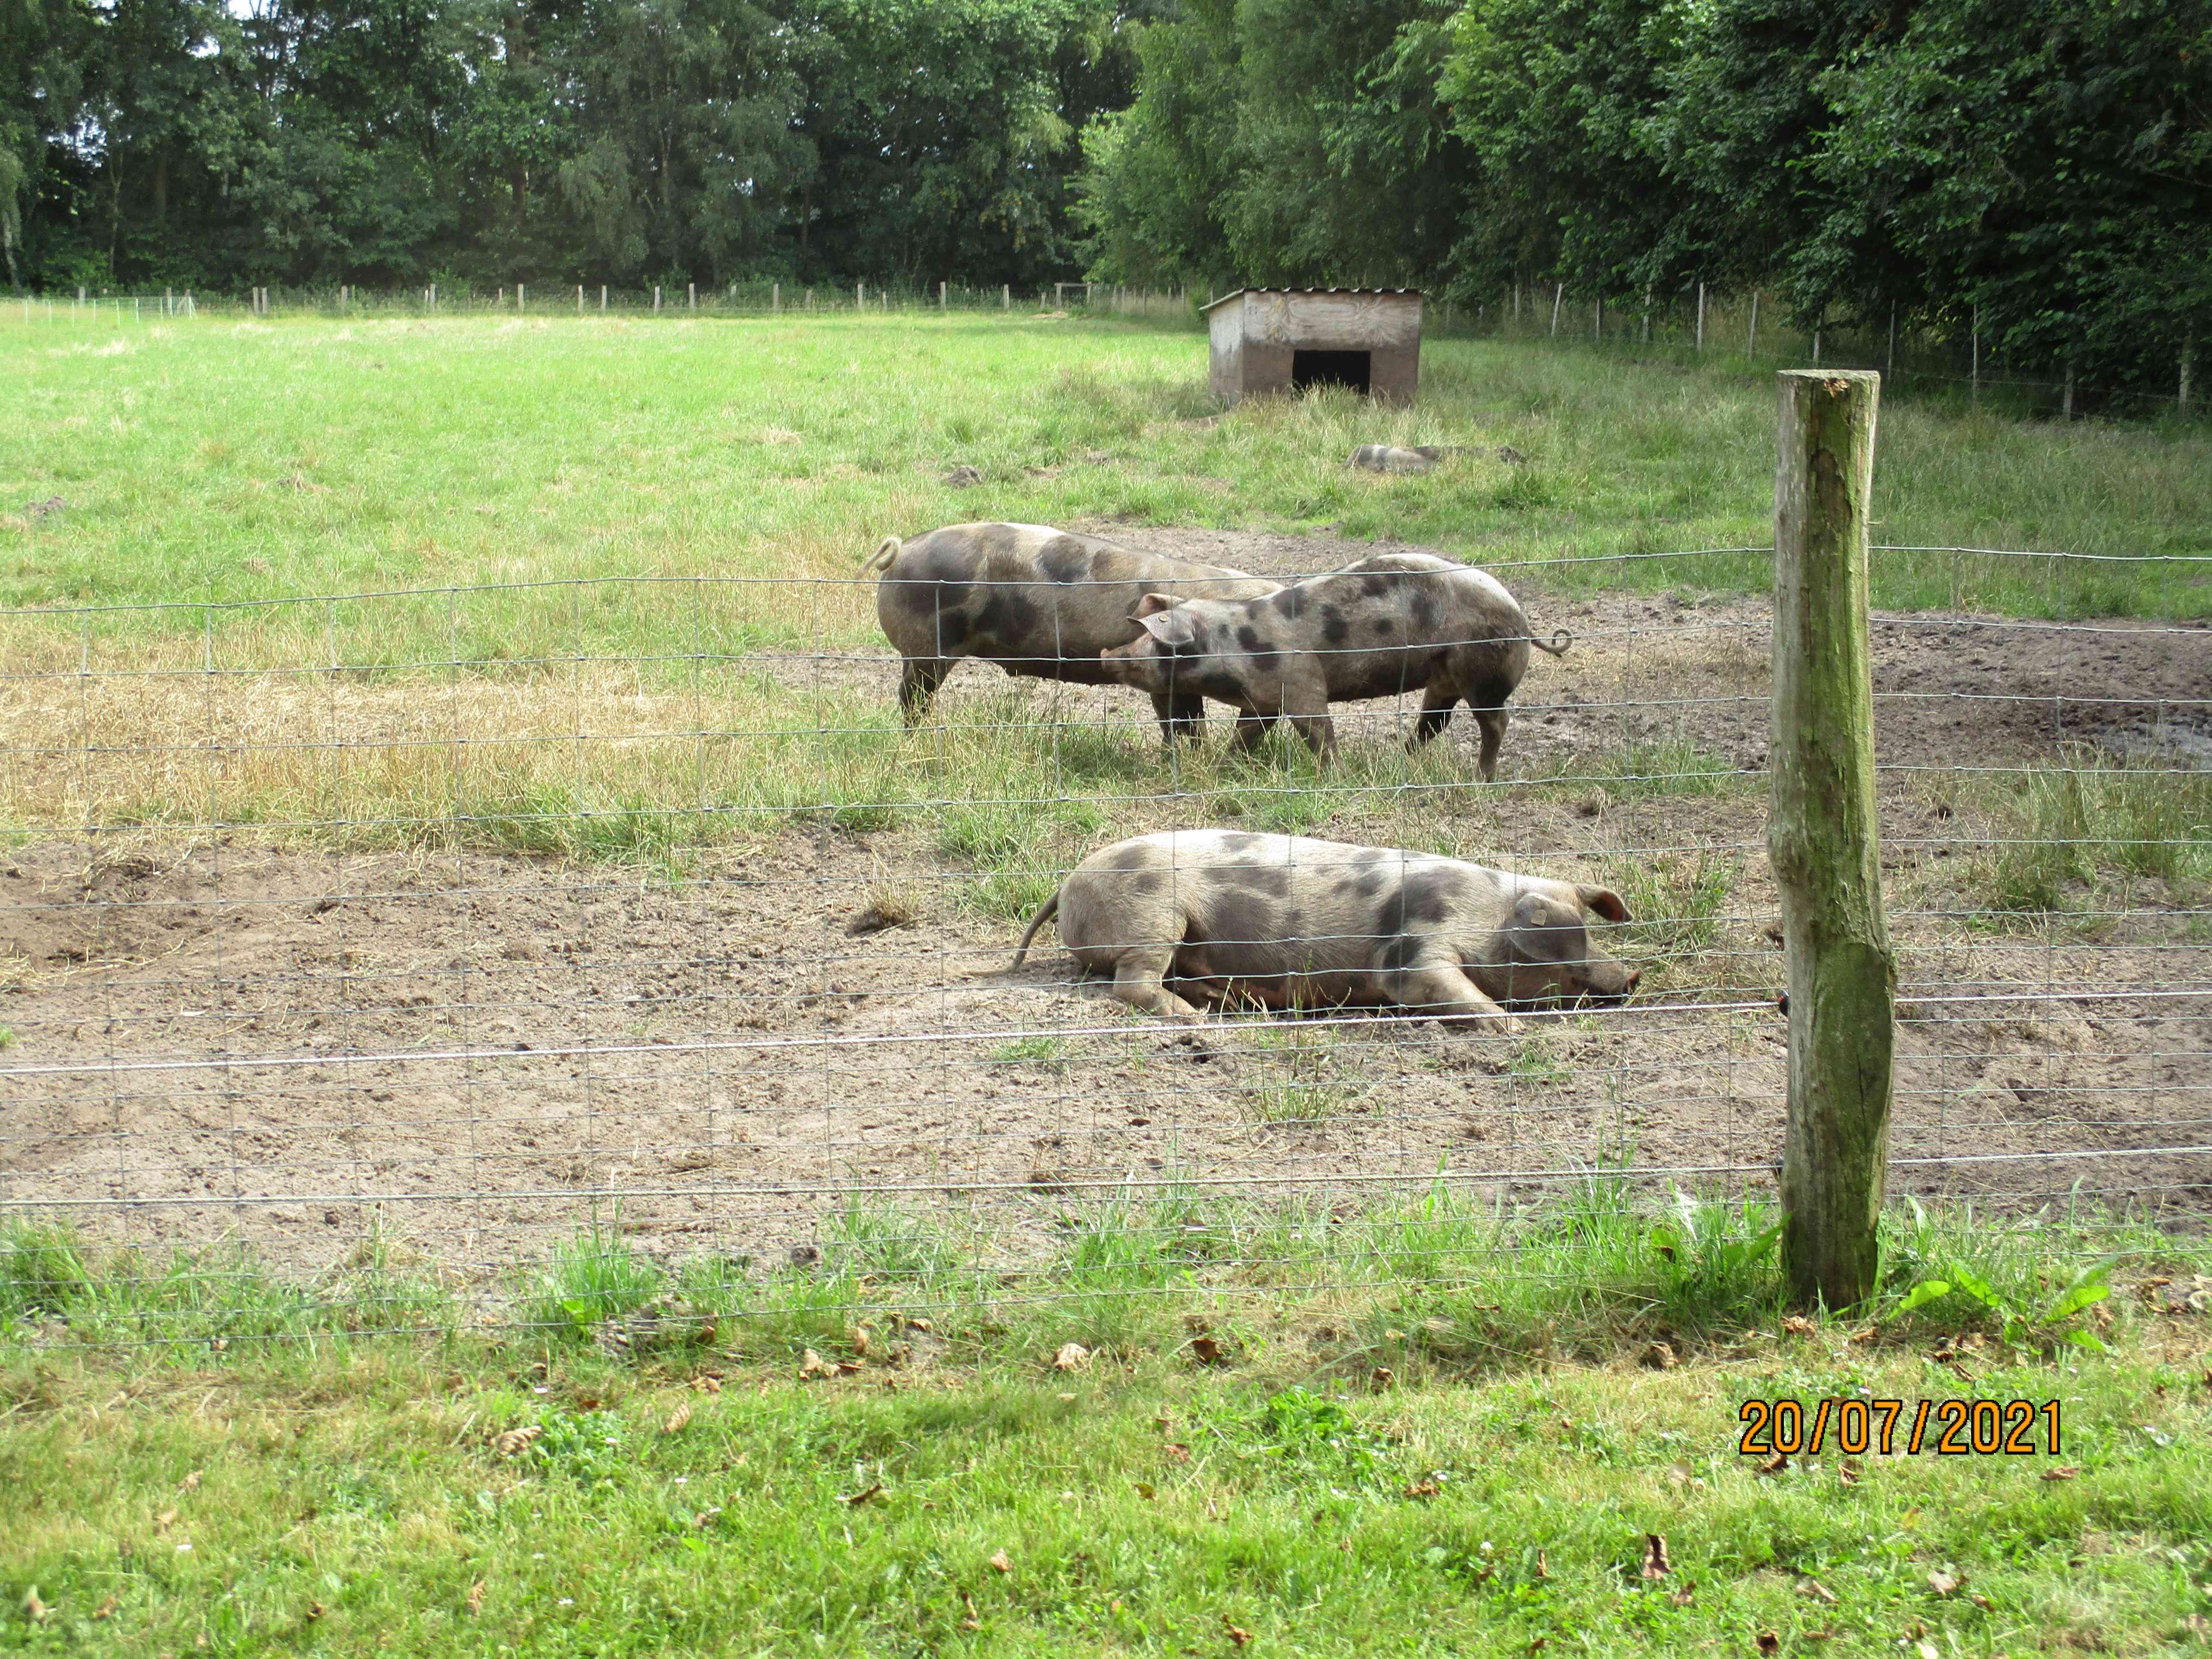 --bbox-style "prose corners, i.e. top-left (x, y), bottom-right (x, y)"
top-left (1, 535), bottom-right (2207, 1343)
